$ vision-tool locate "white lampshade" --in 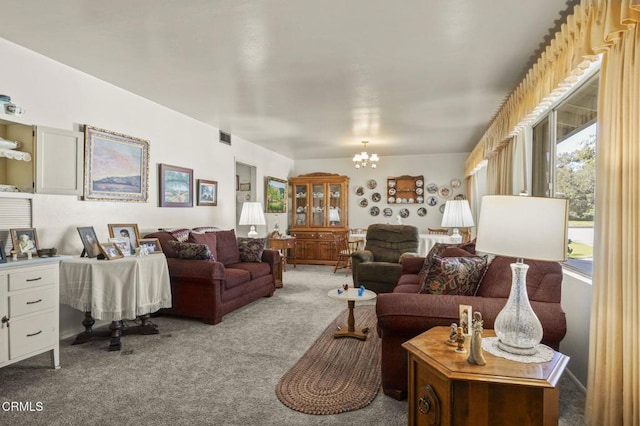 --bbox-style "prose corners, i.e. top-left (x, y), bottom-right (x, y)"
top-left (475, 195), bottom-right (568, 356)
top-left (239, 202), bottom-right (266, 237)
top-left (475, 195), bottom-right (568, 261)
top-left (441, 200), bottom-right (474, 243)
